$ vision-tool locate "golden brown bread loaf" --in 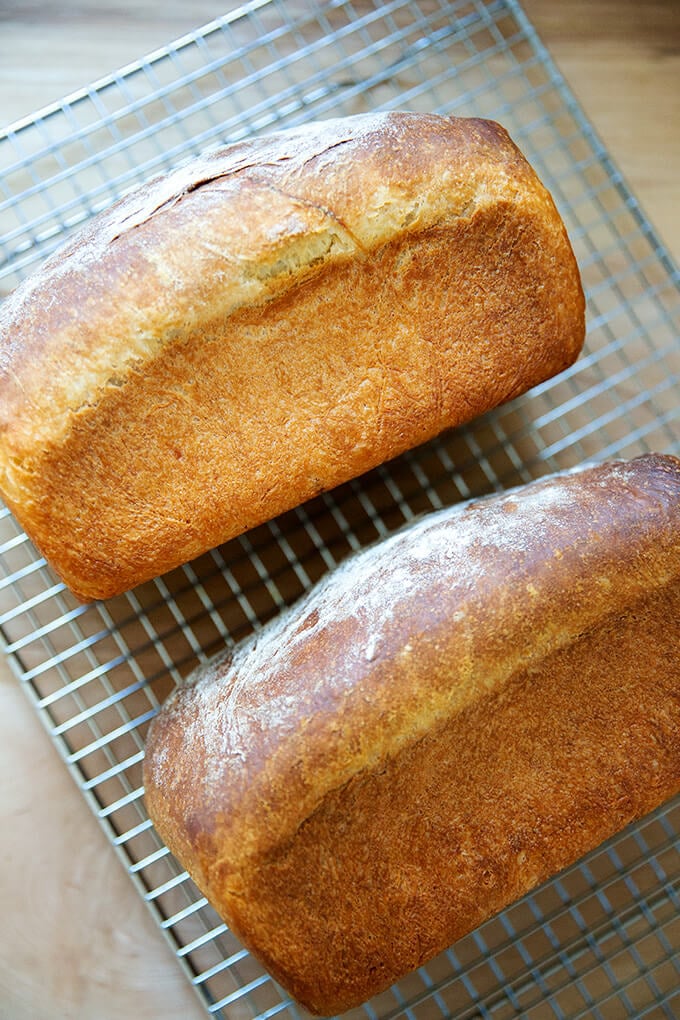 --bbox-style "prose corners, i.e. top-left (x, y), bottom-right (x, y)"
top-left (0, 112), bottom-right (584, 601)
top-left (144, 453), bottom-right (680, 1015)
